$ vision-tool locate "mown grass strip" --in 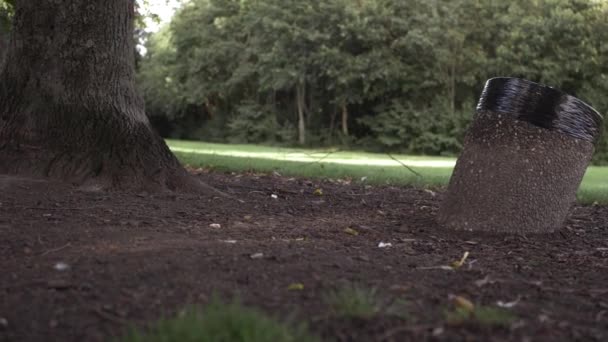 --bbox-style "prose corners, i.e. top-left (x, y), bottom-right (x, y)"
top-left (169, 140), bottom-right (608, 204)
